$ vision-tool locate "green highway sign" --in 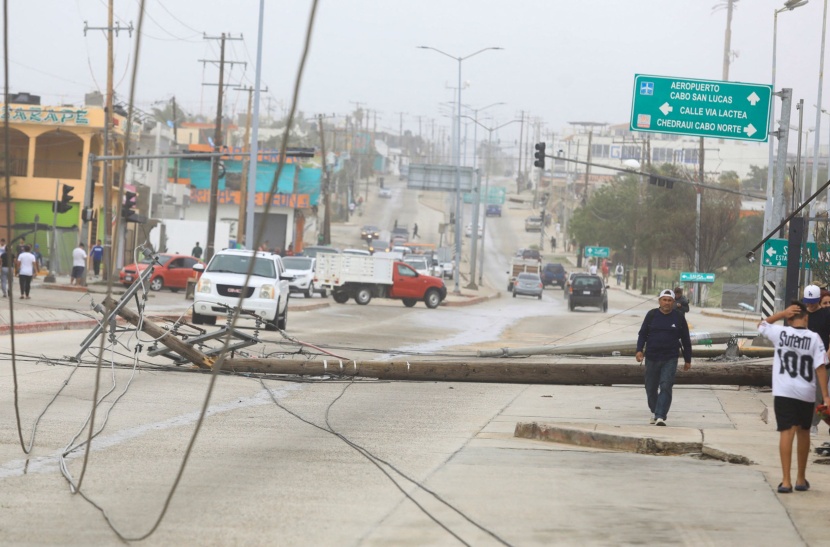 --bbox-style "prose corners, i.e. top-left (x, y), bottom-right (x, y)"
top-left (680, 272), bottom-right (715, 283)
top-left (630, 74), bottom-right (772, 142)
top-left (762, 238), bottom-right (818, 269)
top-left (584, 246), bottom-right (610, 258)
